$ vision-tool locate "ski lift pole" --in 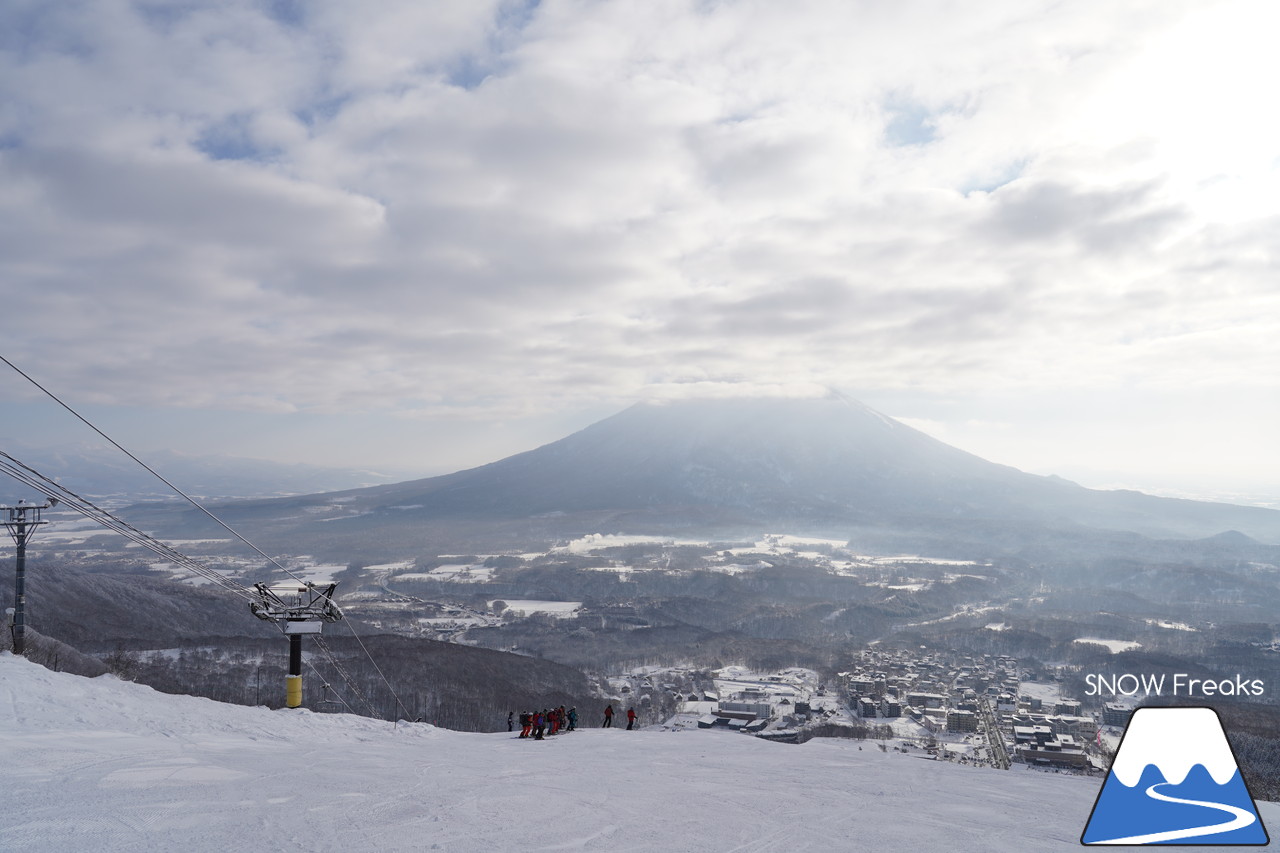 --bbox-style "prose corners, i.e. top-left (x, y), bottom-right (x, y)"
top-left (2, 499), bottom-right (56, 656)
top-left (284, 619), bottom-right (322, 707)
top-left (249, 581), bottom-right (342, 709)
